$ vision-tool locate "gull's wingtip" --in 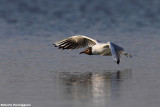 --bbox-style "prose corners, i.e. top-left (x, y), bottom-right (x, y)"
top-left (53, 43), bottom-right (57, 47)
top-left (116, 60), bottom-right (120, 64)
